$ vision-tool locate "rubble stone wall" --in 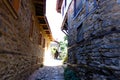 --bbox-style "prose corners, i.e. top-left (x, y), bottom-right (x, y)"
top-left (0, 0), bottom-right (43, 80)
top-left (67, 0), bottom-right (120, 79)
